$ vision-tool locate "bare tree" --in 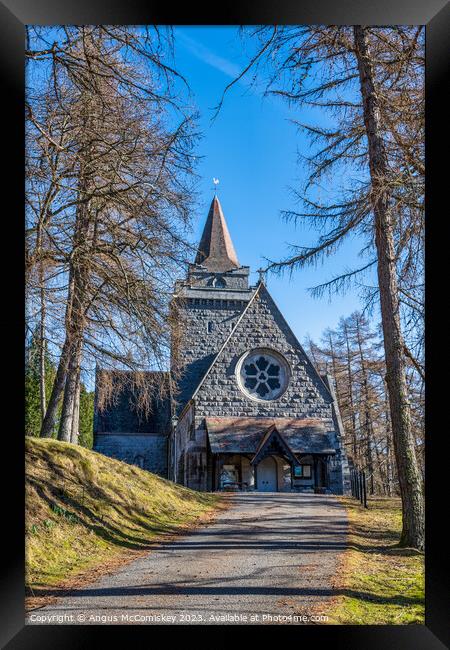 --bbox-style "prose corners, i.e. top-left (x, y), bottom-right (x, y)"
top-left (26, 26), bottom-right (198, 440)
top-left (306, 313), bottom-right (399, 497)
